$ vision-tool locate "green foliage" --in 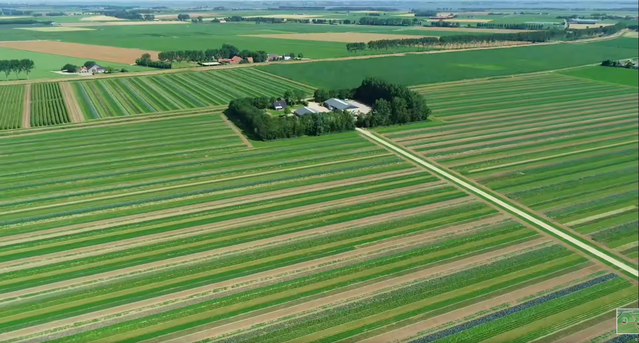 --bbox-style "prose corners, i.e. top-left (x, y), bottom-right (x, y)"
top-left (30, 83), bottom-right (70, 127)
top-left (0, 85), bottom-right (24, 129)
